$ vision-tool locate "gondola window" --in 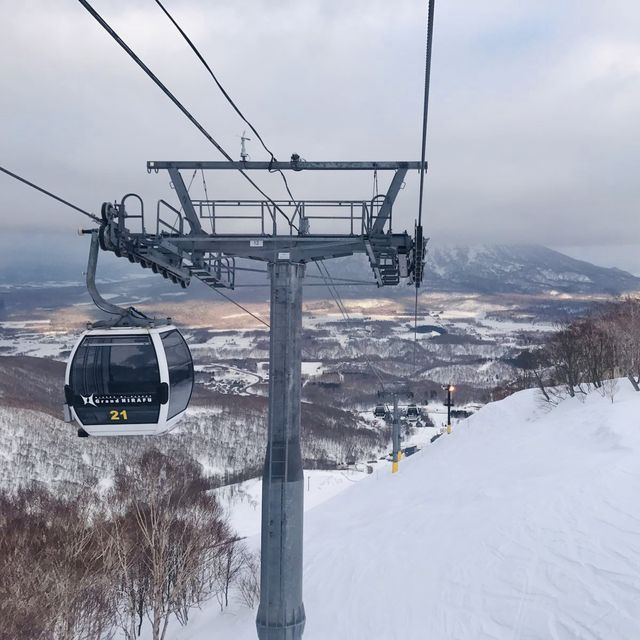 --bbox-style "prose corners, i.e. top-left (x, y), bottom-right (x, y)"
top-left (161, 330), bottom-right (194, 419)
